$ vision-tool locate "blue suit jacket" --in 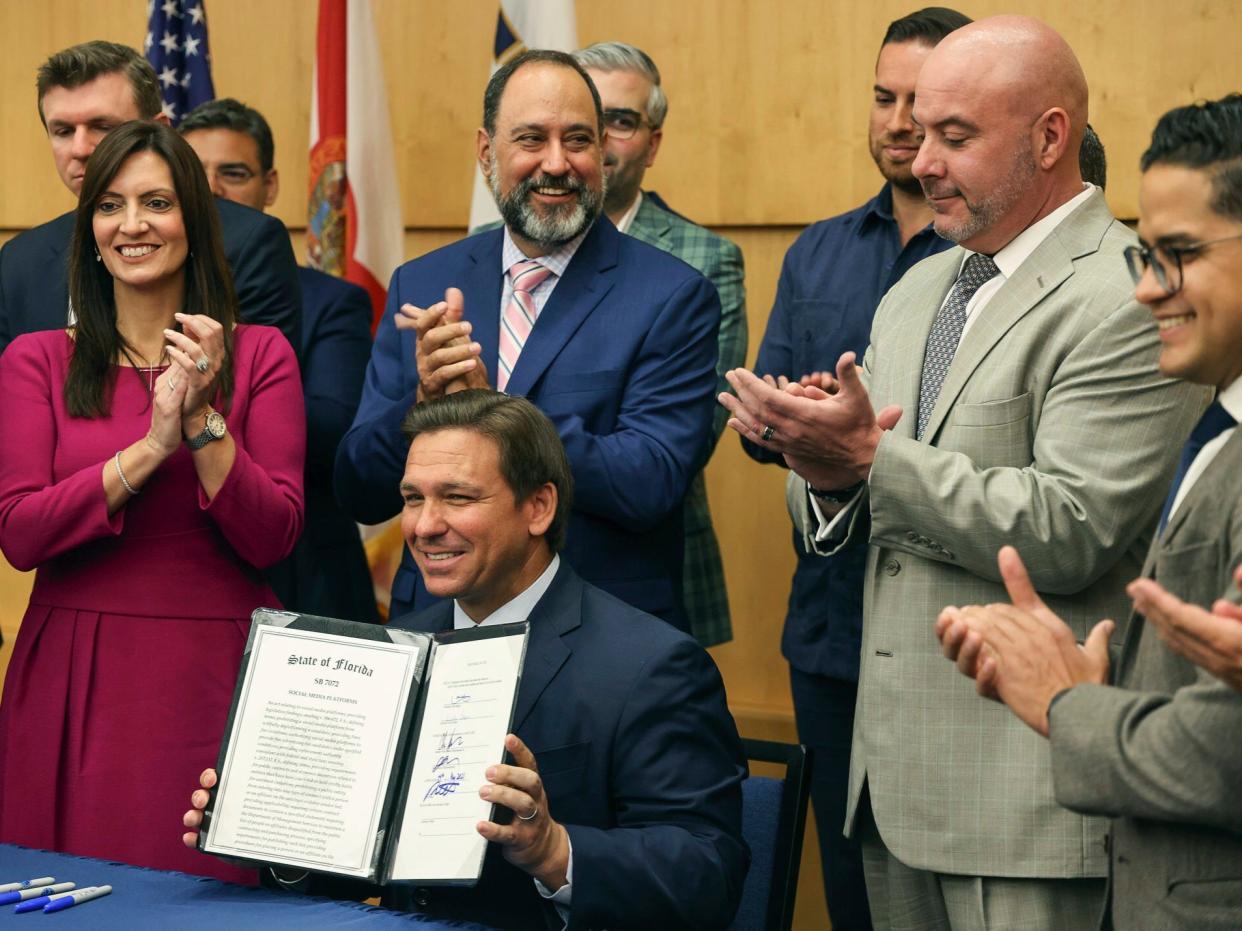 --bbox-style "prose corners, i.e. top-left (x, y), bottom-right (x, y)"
top-left (385, 561), bottom-right (748, 930)
top-left (0, 199), bottom-right (302, 357)
top-left (334, 218), bottom-right (721, 629)
top-left (265, 267), bottom-right (376, 622)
